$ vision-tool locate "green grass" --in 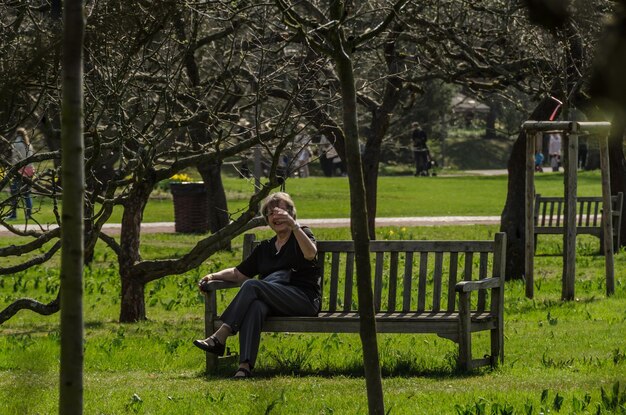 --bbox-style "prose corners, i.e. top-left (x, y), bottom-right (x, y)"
top-left (1, 226), bottom-right (625, 414)
top-left (2, 170), bottom-right (606, 224)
